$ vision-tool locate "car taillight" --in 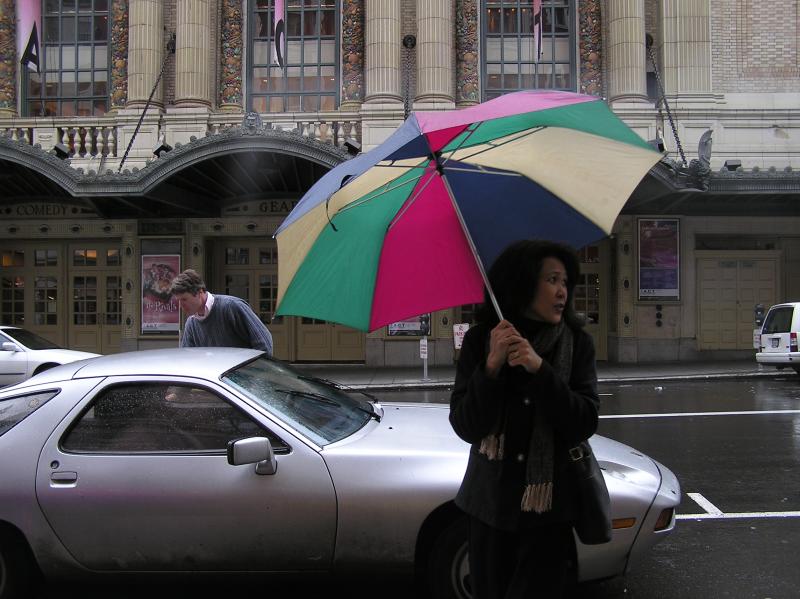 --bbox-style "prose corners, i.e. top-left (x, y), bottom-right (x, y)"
top-left (654, 508), bottom-right (675, 531)
top-left (792, 333), bottom-right (798, 352)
